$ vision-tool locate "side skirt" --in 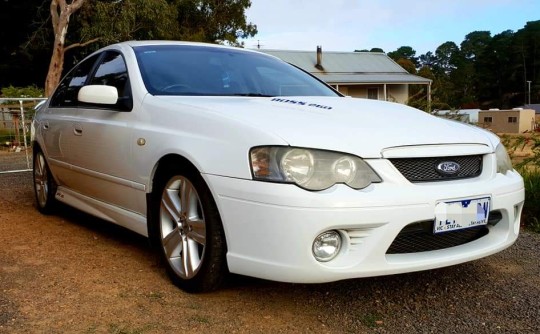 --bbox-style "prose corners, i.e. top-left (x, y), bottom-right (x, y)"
top-left (55, 186), bottom-right (149, 237)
